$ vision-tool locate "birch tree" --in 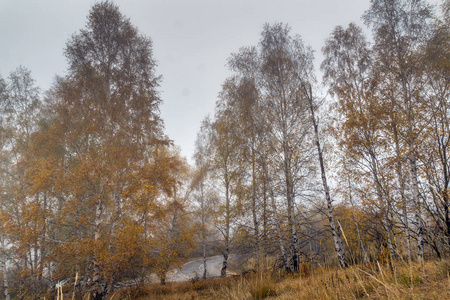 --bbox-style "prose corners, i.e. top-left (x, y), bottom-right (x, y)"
top-left (0, 67), bottom-right (41, 298)
top-left (364, 0), bottom-right (434, 262)
top-left (25, 2), bottom-right (181, 298)
top-left (209, 101), bottom-right (242, 276)
top-left (192, 118), bottom-right (216, 279)
top-left (258, 23), bottom-right (316, 272)
top-left (420, 0), bottom-right (450, 255)
top-left (321, 23), bottom-right (398, 262)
